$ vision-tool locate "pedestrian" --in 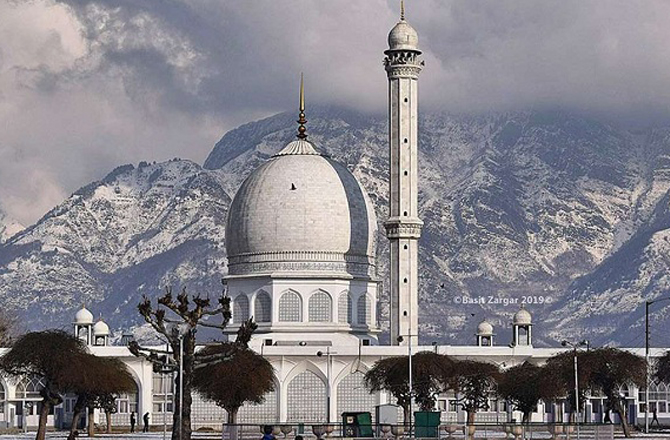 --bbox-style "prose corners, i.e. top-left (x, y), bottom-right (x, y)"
top-left (143, 412), bottom-right (150, 433)
top-left (261, 425), bottom-right (275, 440)
top-left (130, 412), bottom-right (136, 433)
top-left (652, 407), bottom-right (660, 427)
